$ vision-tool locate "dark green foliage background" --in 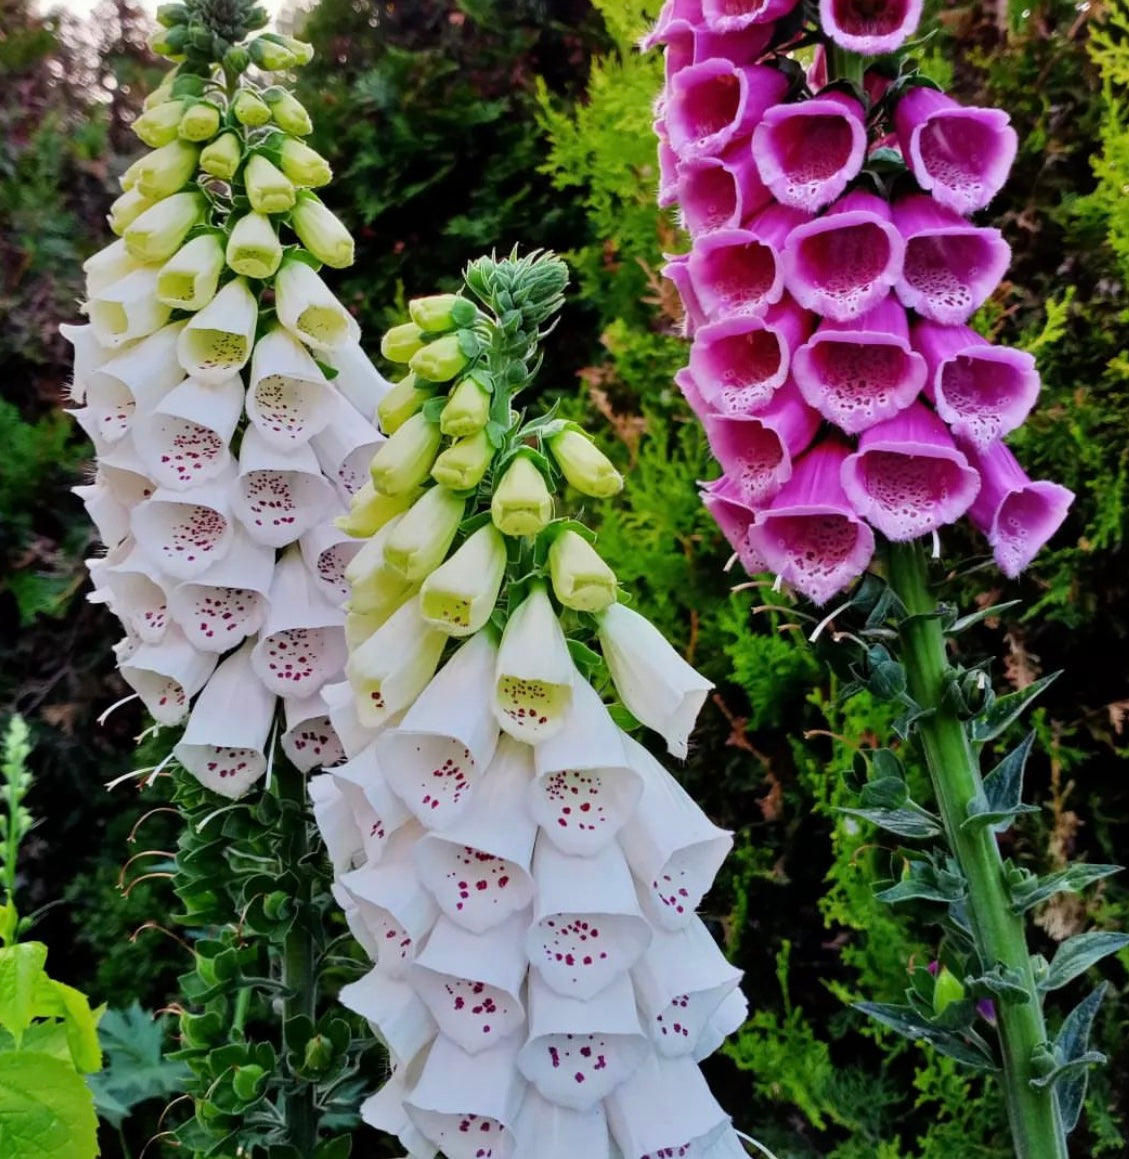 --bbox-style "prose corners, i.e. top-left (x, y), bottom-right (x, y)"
top-left (2, 0), bottom-right (1128, 1154)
